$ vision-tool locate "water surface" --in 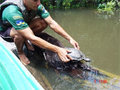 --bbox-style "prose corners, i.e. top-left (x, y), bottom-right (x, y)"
top-left (46, 8), bottom-right (120, 75)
